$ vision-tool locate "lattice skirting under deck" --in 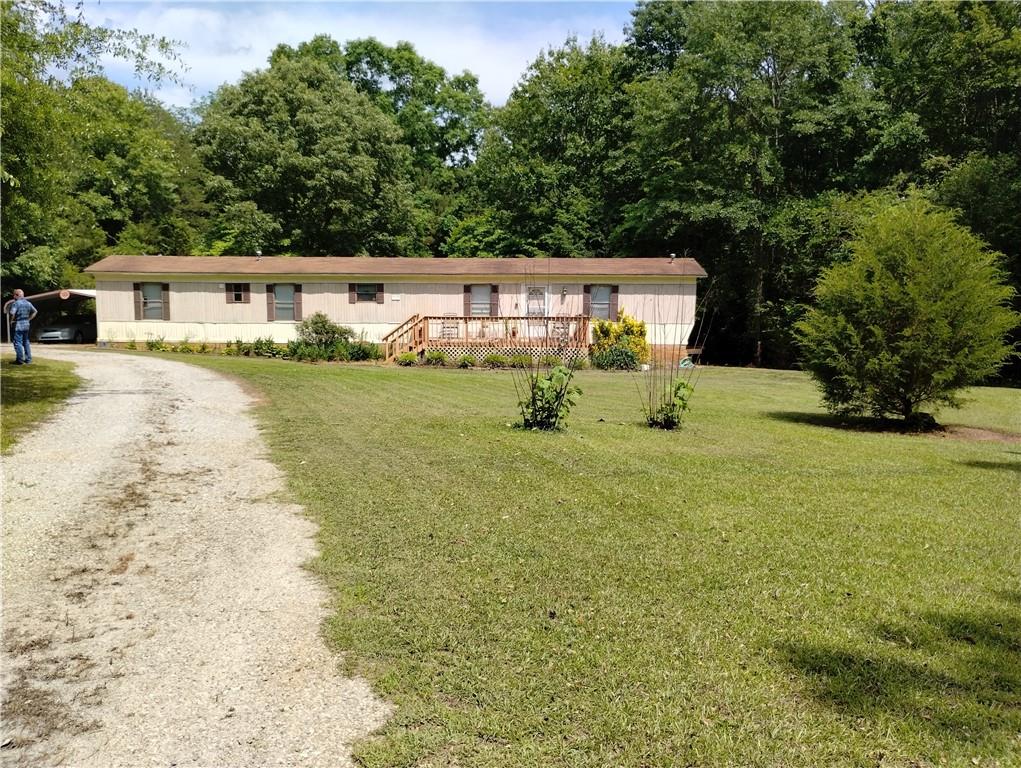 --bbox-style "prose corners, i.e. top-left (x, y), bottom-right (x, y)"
top-left (425, 343), bottom-right (588, 362)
